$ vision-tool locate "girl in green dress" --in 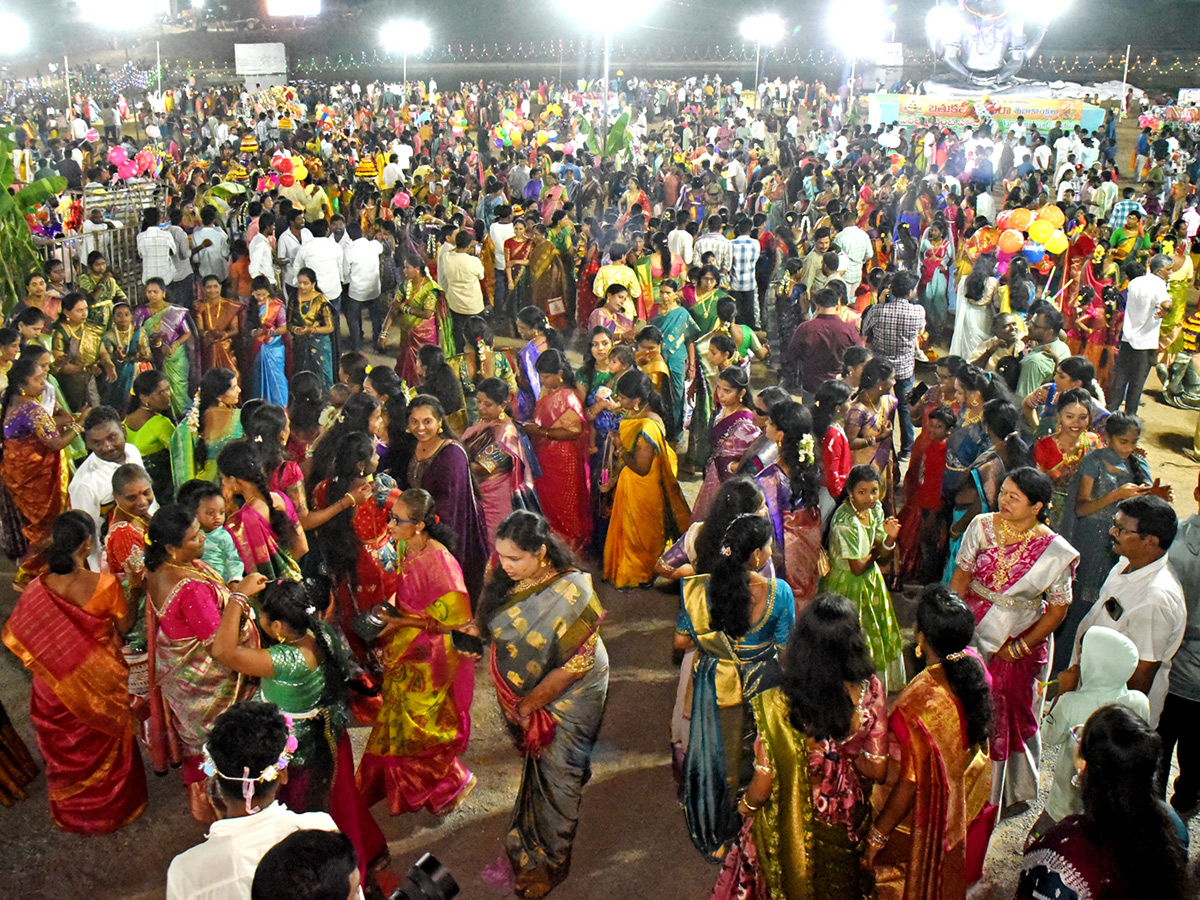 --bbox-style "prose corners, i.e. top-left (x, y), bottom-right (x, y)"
top-left (819, 465), bottom-right (906, 693)
top-left (125, 370), bottom-right (177, 505)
